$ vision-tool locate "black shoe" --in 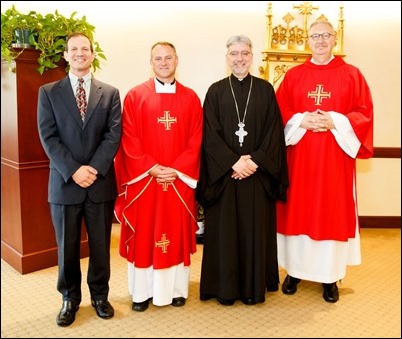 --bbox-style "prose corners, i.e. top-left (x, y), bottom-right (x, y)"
top-left (322, 283), bottom-right (339, 303)
top-left (91, 299), bottom-right (114, 319)
top-left (56, 300), bottom-right (79, 327)
top-left (132, 298), bottom-right (150, 312)
top-left (240, 298), bottom-right (257, 306)
top-left (171, 297), bottom-right (186, 307)
top-left (282, 275), bottom-right (301, 295)
top-left (217, 298), bottom-right (235, 306)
